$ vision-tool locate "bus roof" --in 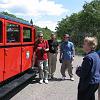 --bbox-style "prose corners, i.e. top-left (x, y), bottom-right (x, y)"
top-left (0, 13), bottom-right (32, 26)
